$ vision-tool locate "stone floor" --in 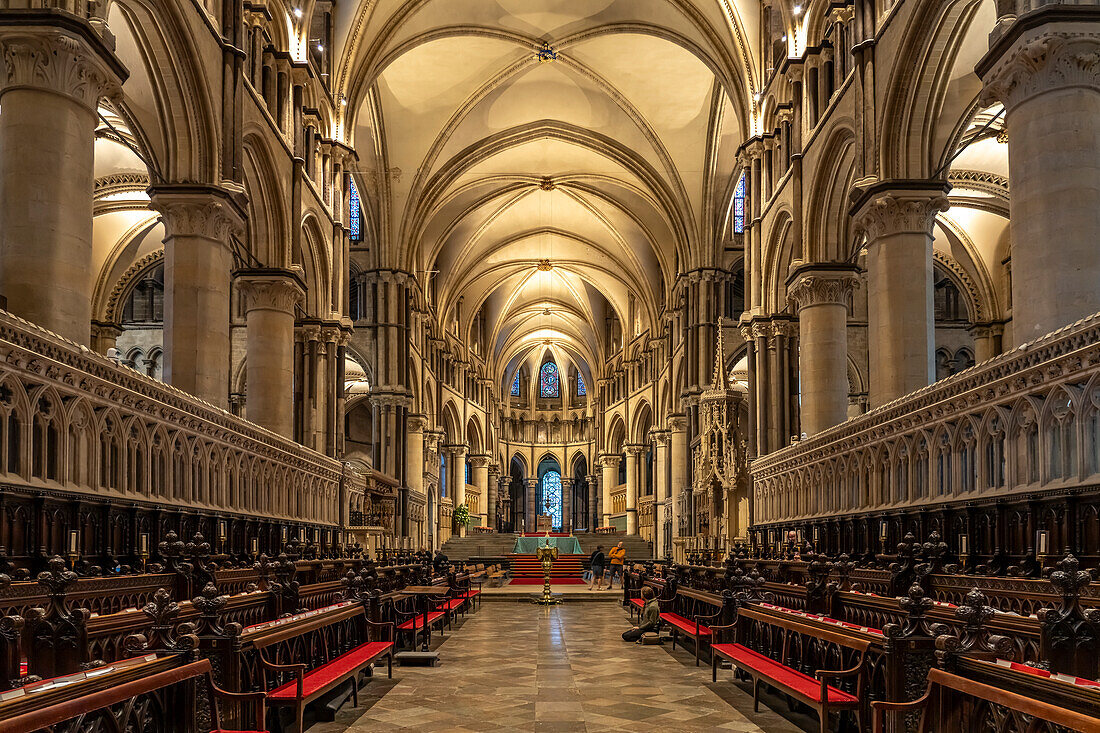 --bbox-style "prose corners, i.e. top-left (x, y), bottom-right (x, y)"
top-left (313, 601), bottom-right (818, 732)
